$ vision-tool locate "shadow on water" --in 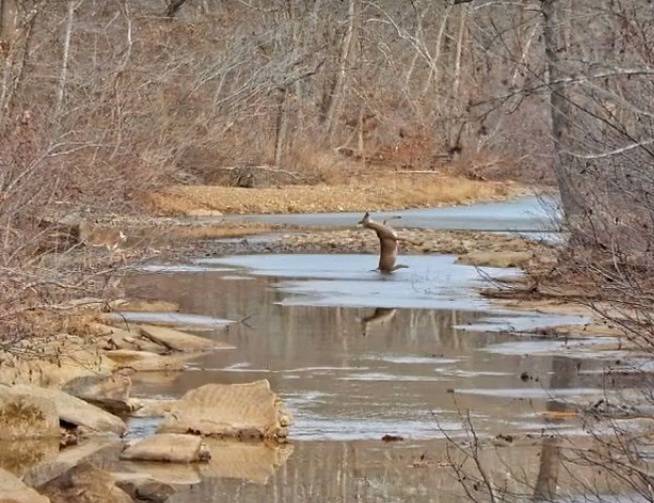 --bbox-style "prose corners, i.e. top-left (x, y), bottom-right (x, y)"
top-left (117, 252), bottom-right (631, 502)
